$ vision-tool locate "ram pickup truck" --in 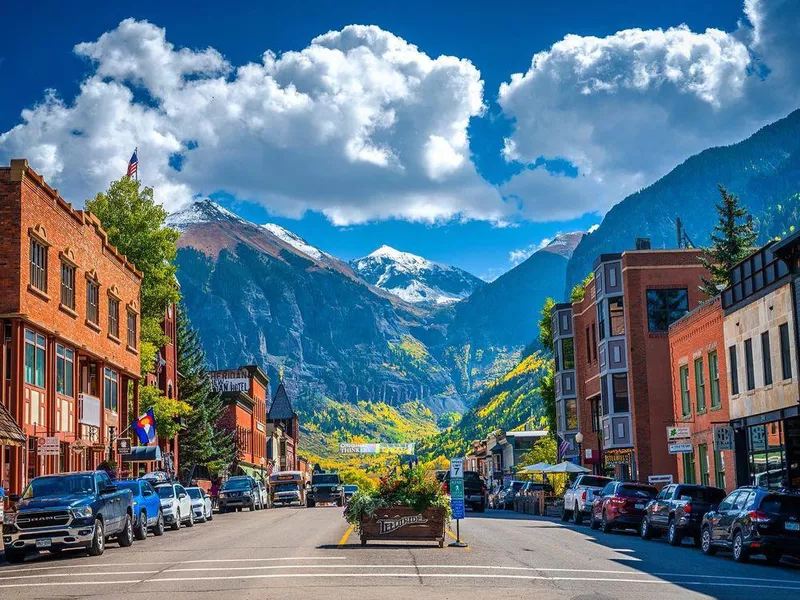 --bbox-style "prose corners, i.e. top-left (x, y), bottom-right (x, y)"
top-left (2, 470), bottom-right (134, 563)
top-left (562, 474), bottom-right (613, 524)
